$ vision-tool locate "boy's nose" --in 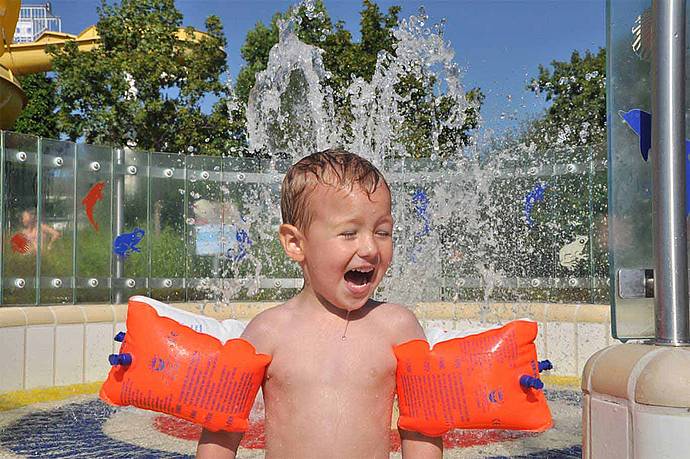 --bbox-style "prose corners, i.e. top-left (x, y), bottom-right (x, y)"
top-left (357, 235), bottom-right (378, 259)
